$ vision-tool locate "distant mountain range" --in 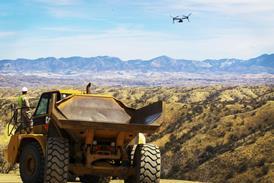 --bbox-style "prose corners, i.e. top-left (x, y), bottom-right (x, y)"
top-left (0, 54), bottom-right (273, 74)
